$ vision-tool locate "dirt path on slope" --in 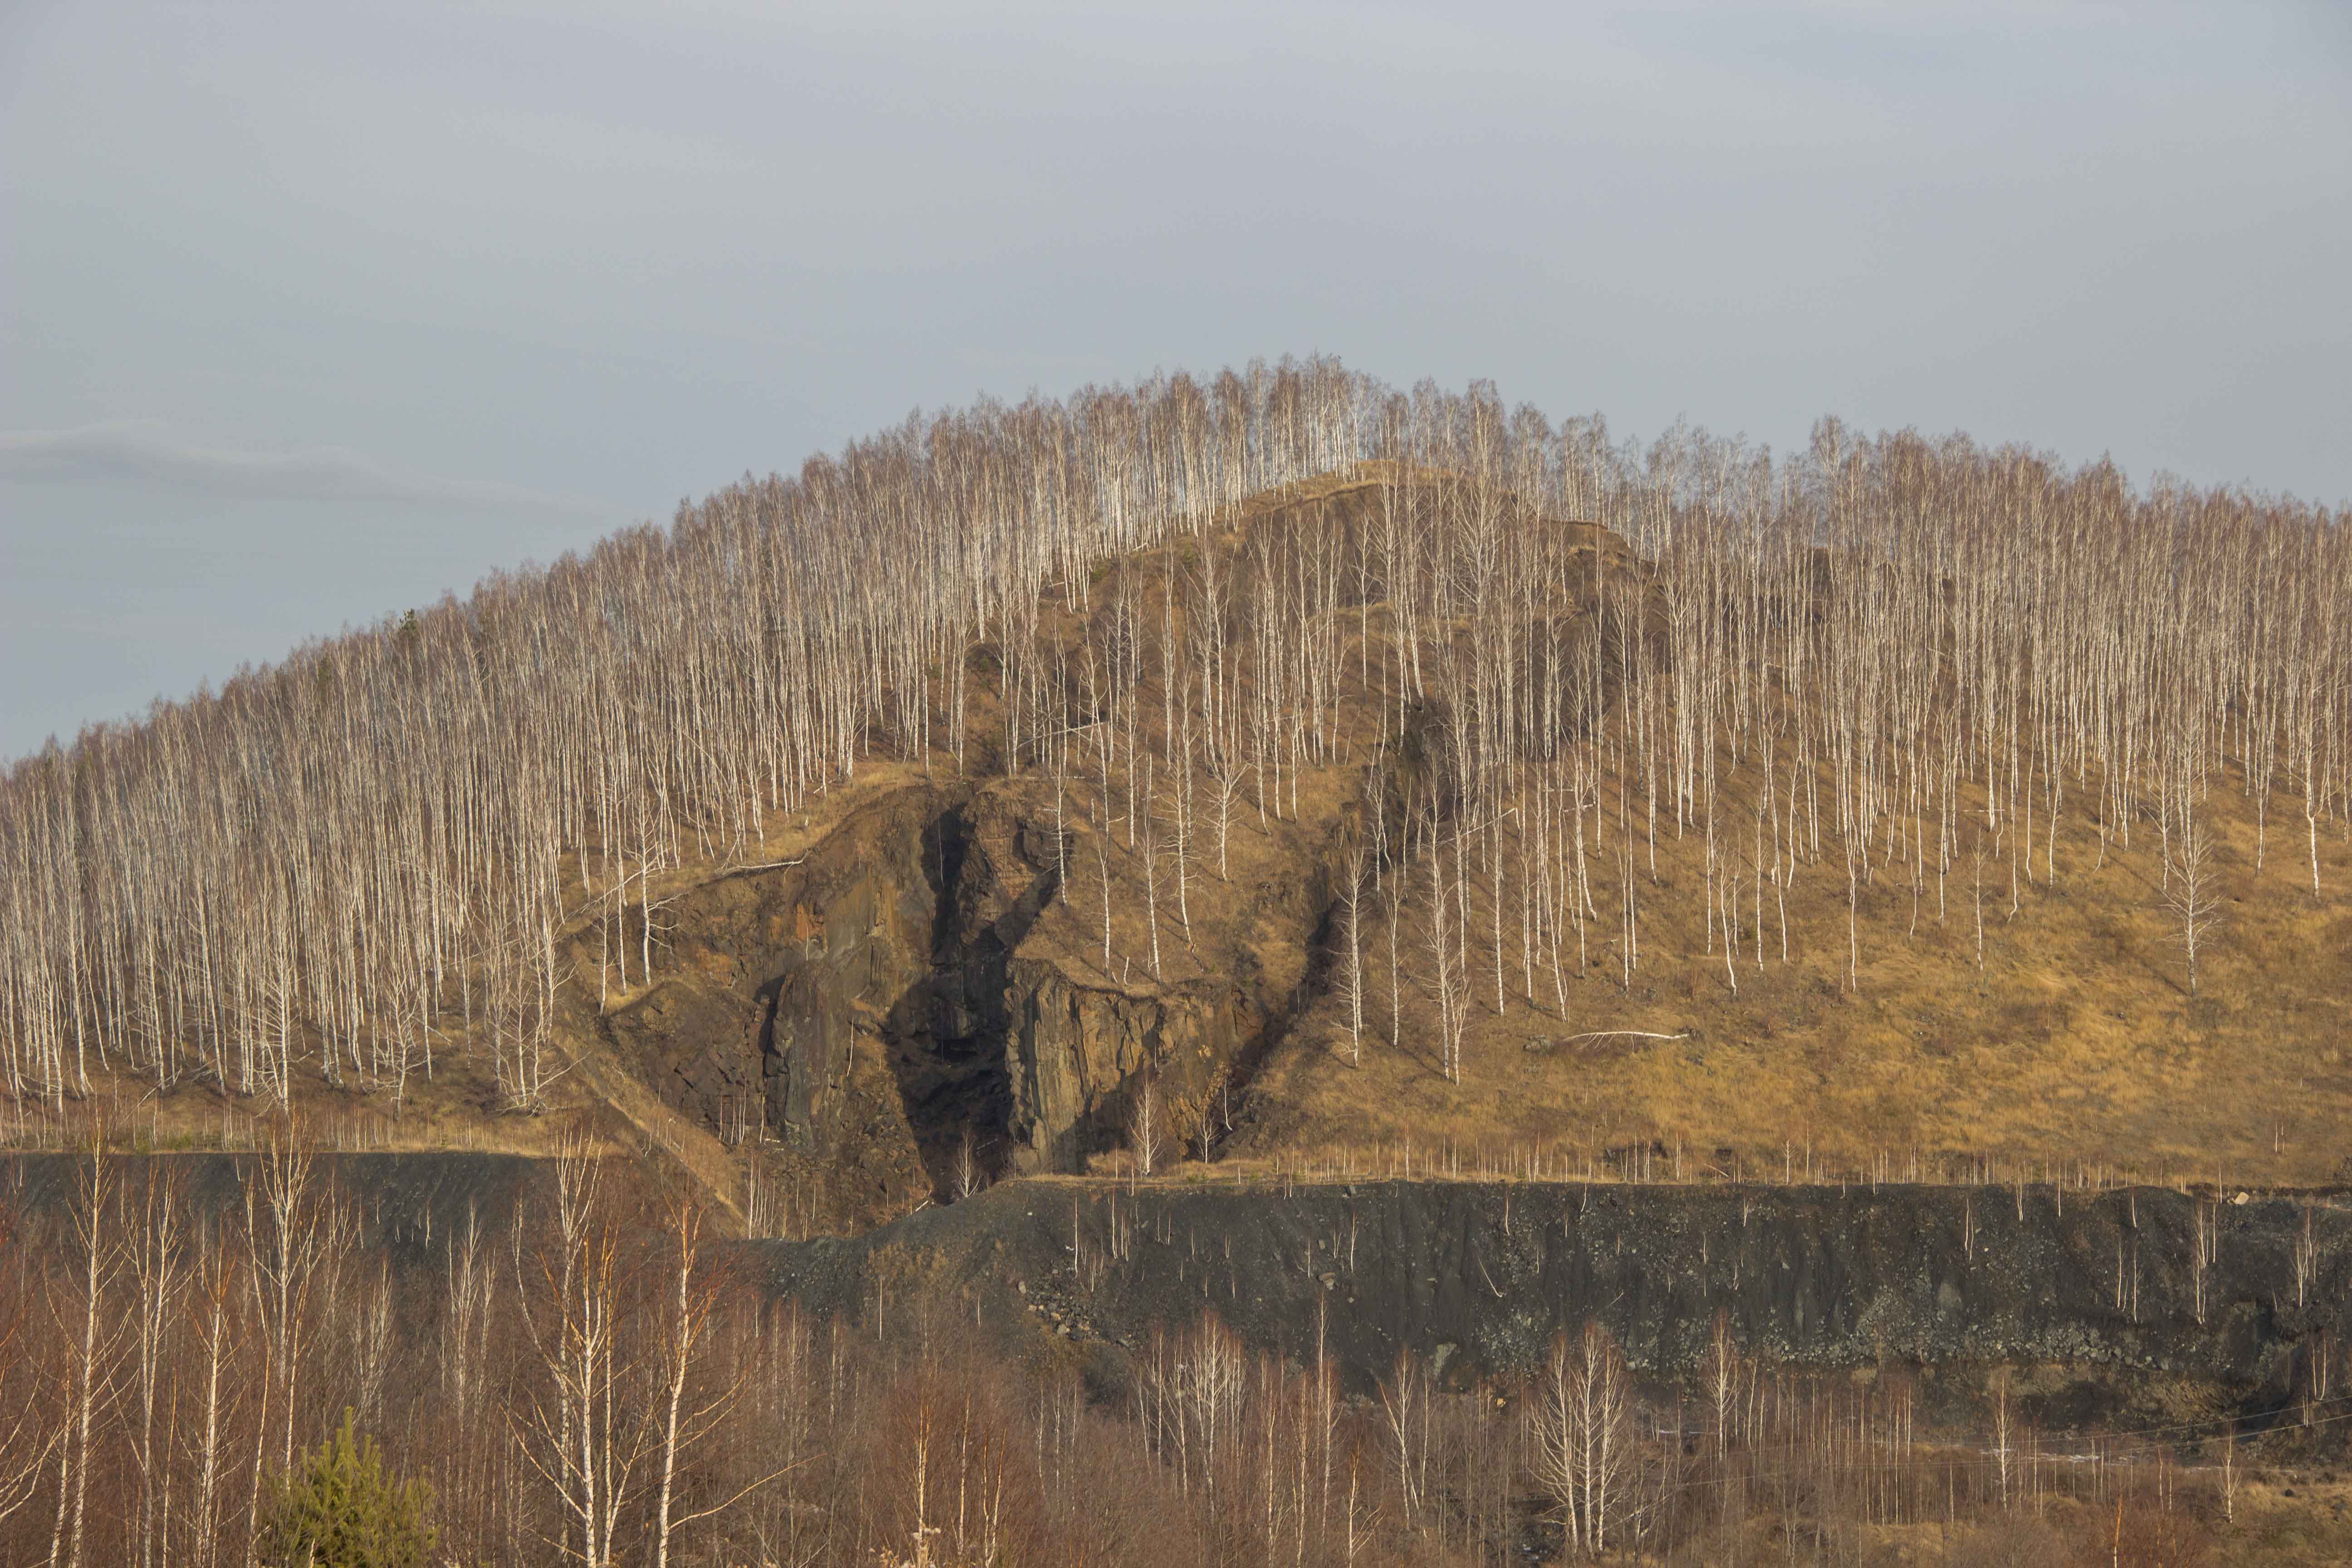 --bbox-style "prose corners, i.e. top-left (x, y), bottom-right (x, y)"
top-left (551, 1029), bottom-right (748, 1234)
